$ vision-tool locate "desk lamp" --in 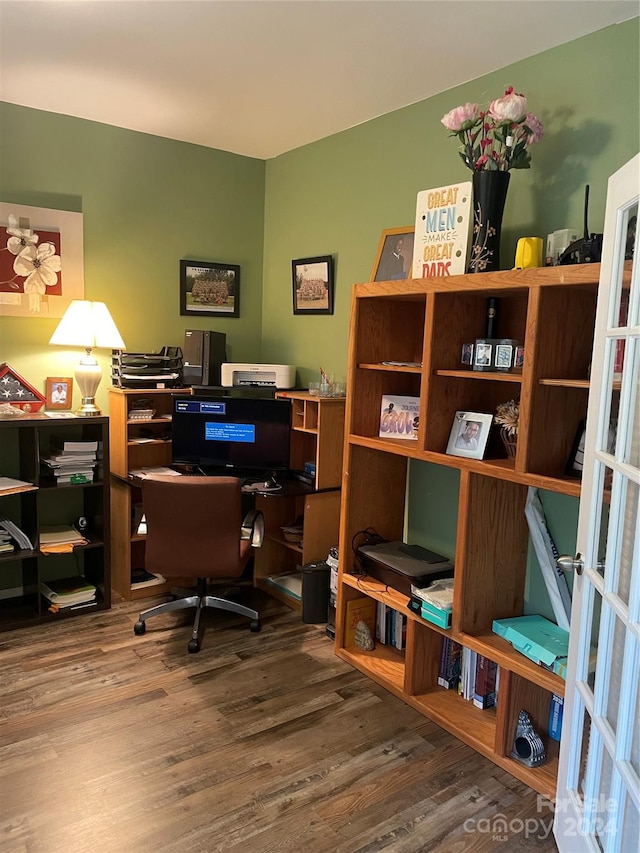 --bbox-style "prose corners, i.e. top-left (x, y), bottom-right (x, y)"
top-left (49, 300), bottom-right (124, 417)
